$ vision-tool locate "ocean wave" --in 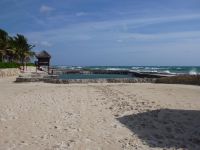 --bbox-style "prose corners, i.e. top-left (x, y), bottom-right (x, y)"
top-left (131, 67), bottom-right (144, 70)
top-left (162, 70), bottom-right (177, 75)
top-left (189, 70), bottom-right (197, 75)
top-left (144, 67), bottom-right (169, 70)
top-left (106, 68), bottom-right (128, 71)
top-left (58, 66), bottom-right (68, 69)
top-left (163, 70), bottom-right (171, 74)
top-left (92, 68), bottom-right (100, 70)
top-left (76, 66), bottom-right (82, 69)
top-left (176, 67), bottom-right (182, 70)
top-left (53, 66), bottom-right (200, 75)
top-left (188, 68), bottom-right (198, 75)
